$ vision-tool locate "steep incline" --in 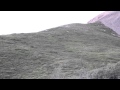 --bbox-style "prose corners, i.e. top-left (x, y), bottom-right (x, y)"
top-left (88, 11), bottom-right (120, 35)
top-left (0, 23), bottom-right (120, 79)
